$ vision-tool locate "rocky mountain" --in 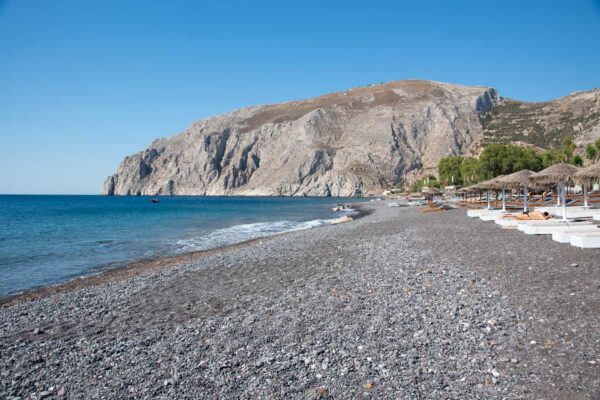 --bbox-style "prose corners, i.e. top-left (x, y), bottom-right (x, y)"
top-left (481, 89), bottom-right (600, 148)
top-left (102, 80), bottom-right (600, 197)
